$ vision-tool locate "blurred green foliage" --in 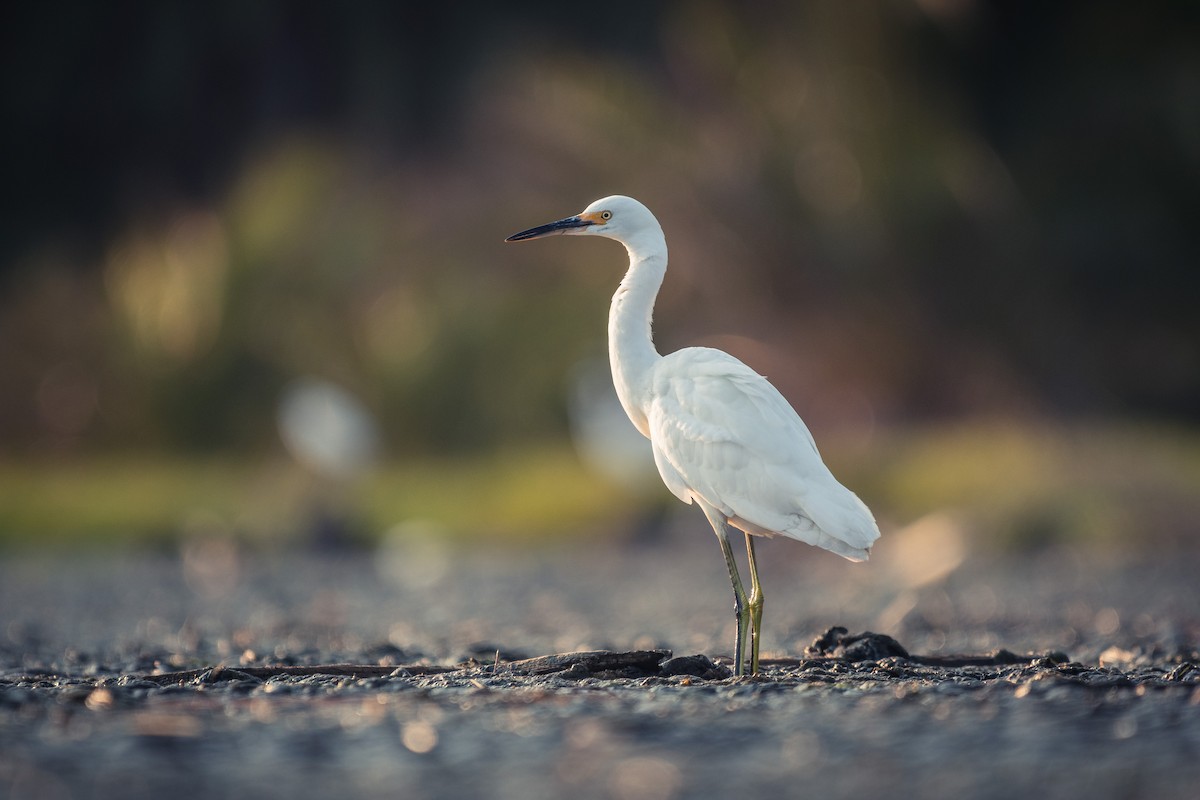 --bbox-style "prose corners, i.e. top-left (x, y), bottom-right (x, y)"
top-left (2, 423), bottom-right (1197, 551)
top-left (1, 2), bottom-right (1197, 546)
top-left (0, 445), bottom-right (632, 549)
top-left (873, 422), bottom-right (1200, 550)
